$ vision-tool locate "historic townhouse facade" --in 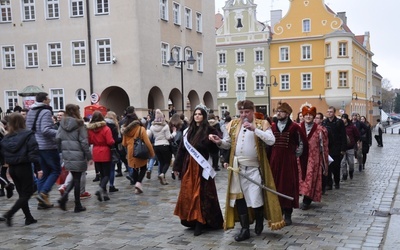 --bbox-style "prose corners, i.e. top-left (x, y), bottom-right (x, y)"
top-left (270, 0), bottom-right (381, 123)
top-left (0, 0), bottom-right (216, 118)
top-left (215, 0), bottom-right (271, 117)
